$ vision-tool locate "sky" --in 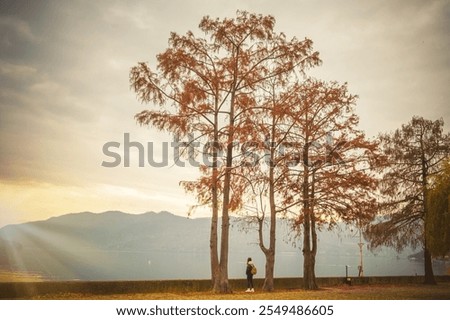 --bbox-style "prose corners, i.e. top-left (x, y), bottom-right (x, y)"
top-left (0, 0), bottom-right (449, 227)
